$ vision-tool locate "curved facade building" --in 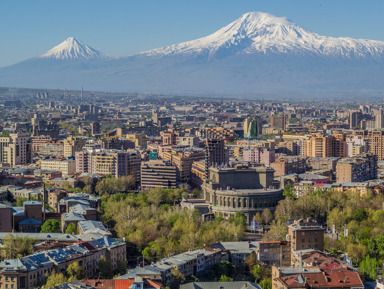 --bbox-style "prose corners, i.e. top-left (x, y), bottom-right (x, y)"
top-left (201, 166), bottom-right (283, 224)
